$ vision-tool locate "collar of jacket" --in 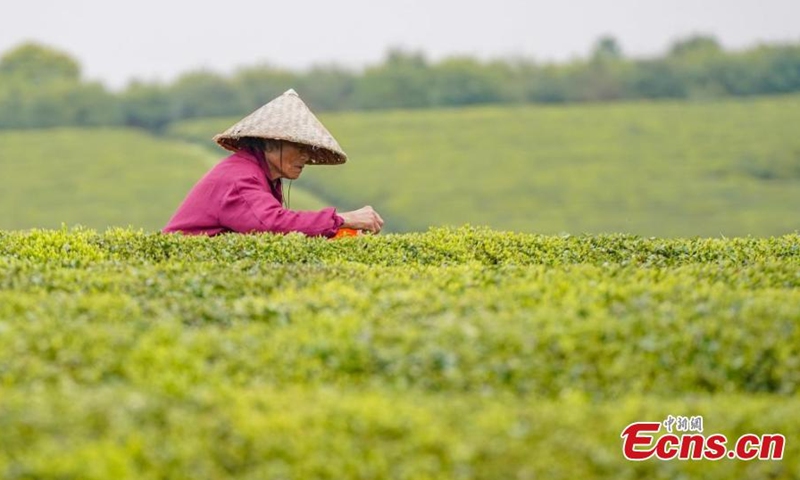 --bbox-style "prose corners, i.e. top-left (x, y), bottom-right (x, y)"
top-left (237, 148), bottom-right (282, 191)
